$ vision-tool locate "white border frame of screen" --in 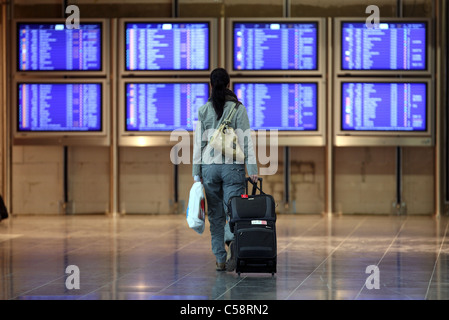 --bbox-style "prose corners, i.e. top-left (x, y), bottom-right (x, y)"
top-left (118, 77), bottom-right (210, 147)
top-left (333, 77), bottom-right (434, 147)
top-left (12, 18), bottom-right (109, 77)
top-left (118, 18), bottom-right (218, 77)
top-left (226, 17), bottom-right (326, 77)
top-left (12, 78), bottom-right (110, 146)
top-left (230, 77), bottom-right (326, 147)
top-left (333, 17), bottom-right (433, 77)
